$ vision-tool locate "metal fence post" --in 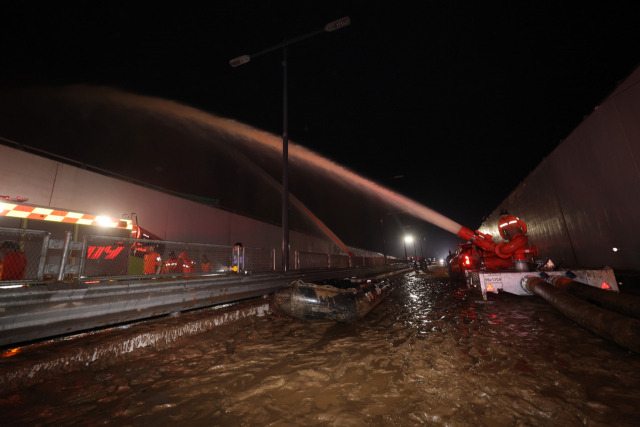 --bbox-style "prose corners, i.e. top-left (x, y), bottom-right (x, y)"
top-left (57, 231), bottom-right (72, 281)
top-left (36, 233), bottom-right (50, 281)
top-left (272, 248), bottom-right (276, 271)
top-left (78, 237), bottom-right (89, 279)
